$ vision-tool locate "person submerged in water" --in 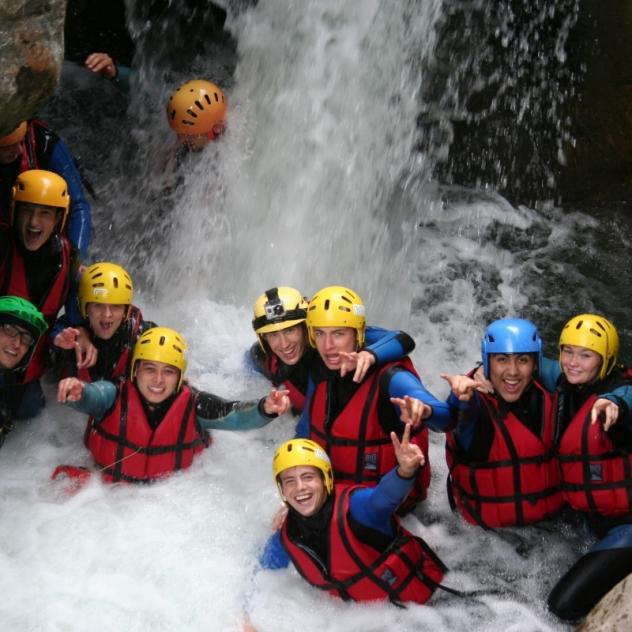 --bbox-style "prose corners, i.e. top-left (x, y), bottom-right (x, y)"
top-left (166, 79), bottom-right (227, 153)
top-left (441, 318), bottom-right (563, 528)
top-left (57, 326), bottom-right (290, 483)
top-left (256, 426), bottom-right (446, 608)
top-left (295, 286), bottom-right (452, 513)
